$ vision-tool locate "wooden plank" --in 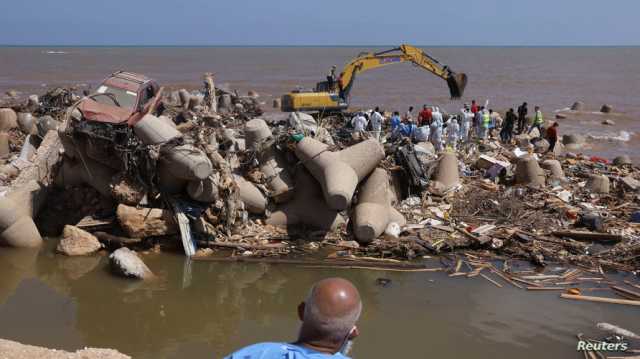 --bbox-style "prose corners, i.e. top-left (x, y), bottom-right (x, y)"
top-left (481, 273), bottom-right (503, 288)
top-left (552, 231), bottom-right (623, 242)
top-left (560, 294), bottom-right (640, 306)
